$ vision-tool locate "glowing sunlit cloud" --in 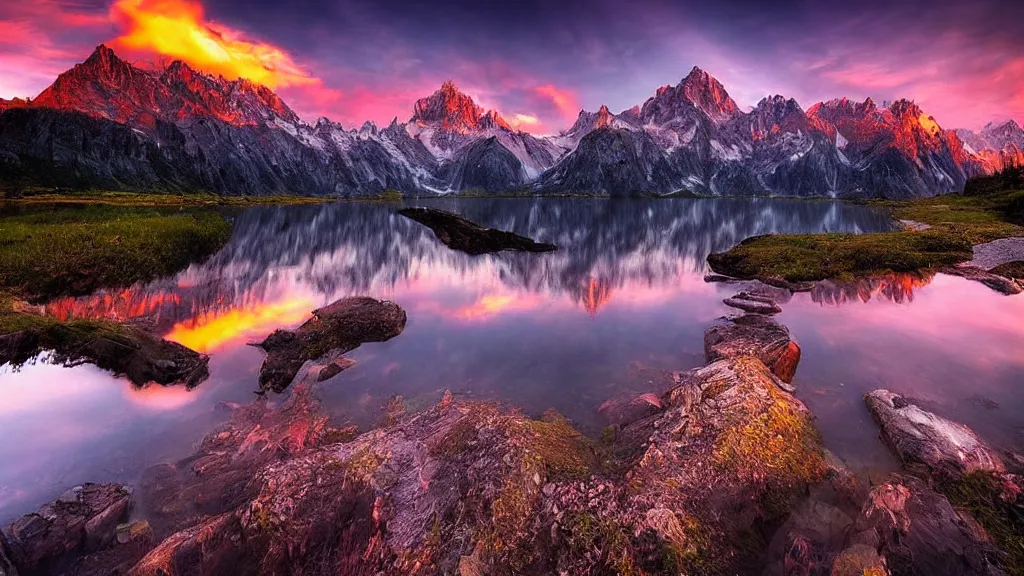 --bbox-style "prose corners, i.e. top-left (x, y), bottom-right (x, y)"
top-left (164, 296), bottom-right (316, 353)
top-left (534, 84), bottom-right (581, 120)
top-left (109, 0), bottom-right (317, 89)
top-left (509, 113), bottom-right (540, 130)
